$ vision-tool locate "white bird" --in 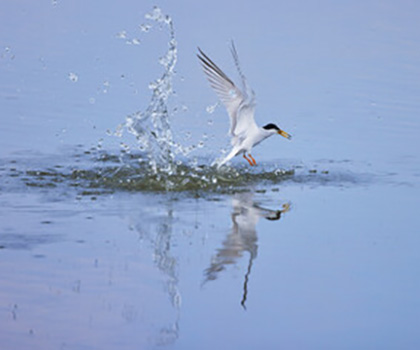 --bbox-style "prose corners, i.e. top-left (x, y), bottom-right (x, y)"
top-left (197, 42), bottom-right (292, 167)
